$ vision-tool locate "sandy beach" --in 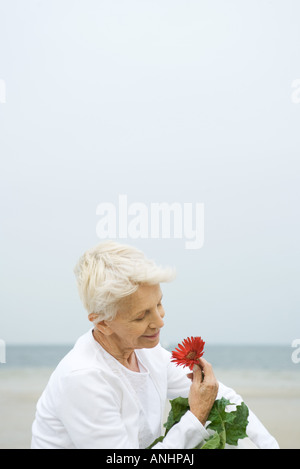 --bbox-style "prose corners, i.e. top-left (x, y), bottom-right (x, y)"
top-left (0, 367), bottom-right (299, 449)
